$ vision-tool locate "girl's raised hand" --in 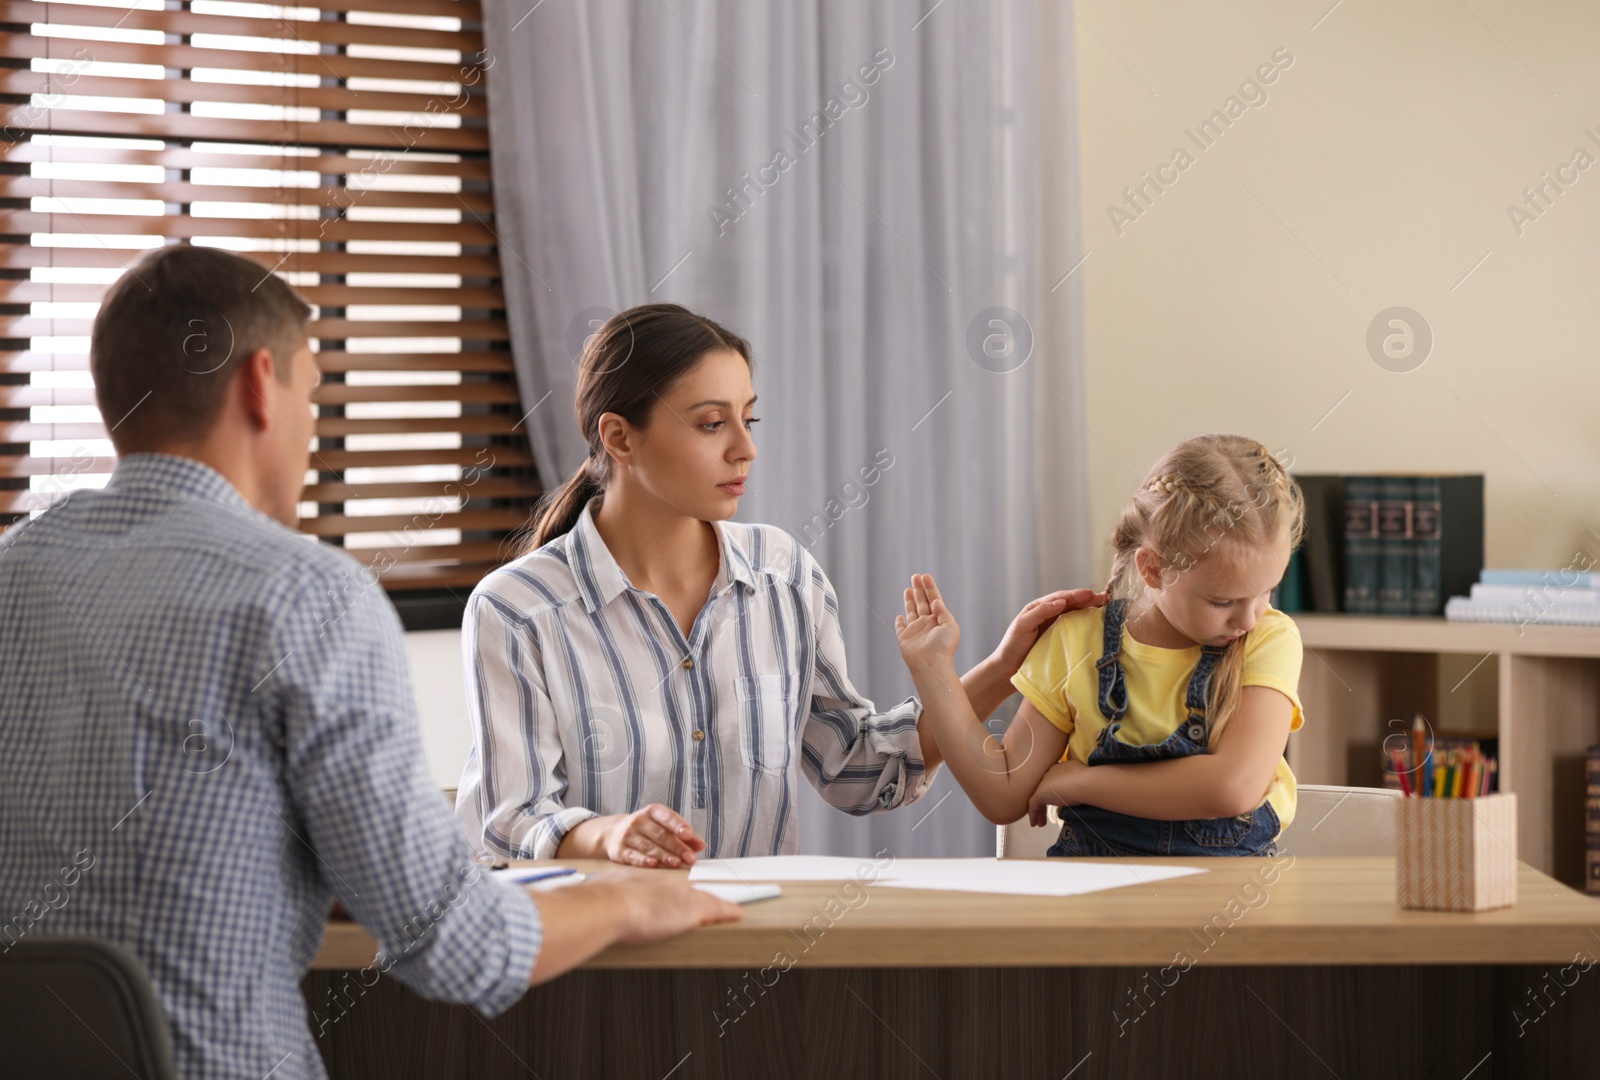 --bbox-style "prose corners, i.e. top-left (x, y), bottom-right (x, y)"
top-left (895, 572), bottom-right (960, 671)
top-left (990, 588), bottom-right (1109, 679)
